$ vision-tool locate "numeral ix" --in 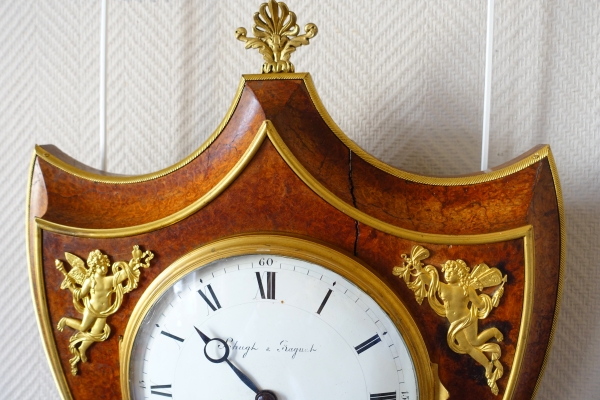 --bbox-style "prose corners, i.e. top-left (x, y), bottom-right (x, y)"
top-left (151, 384), bottom-right (172, 397)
